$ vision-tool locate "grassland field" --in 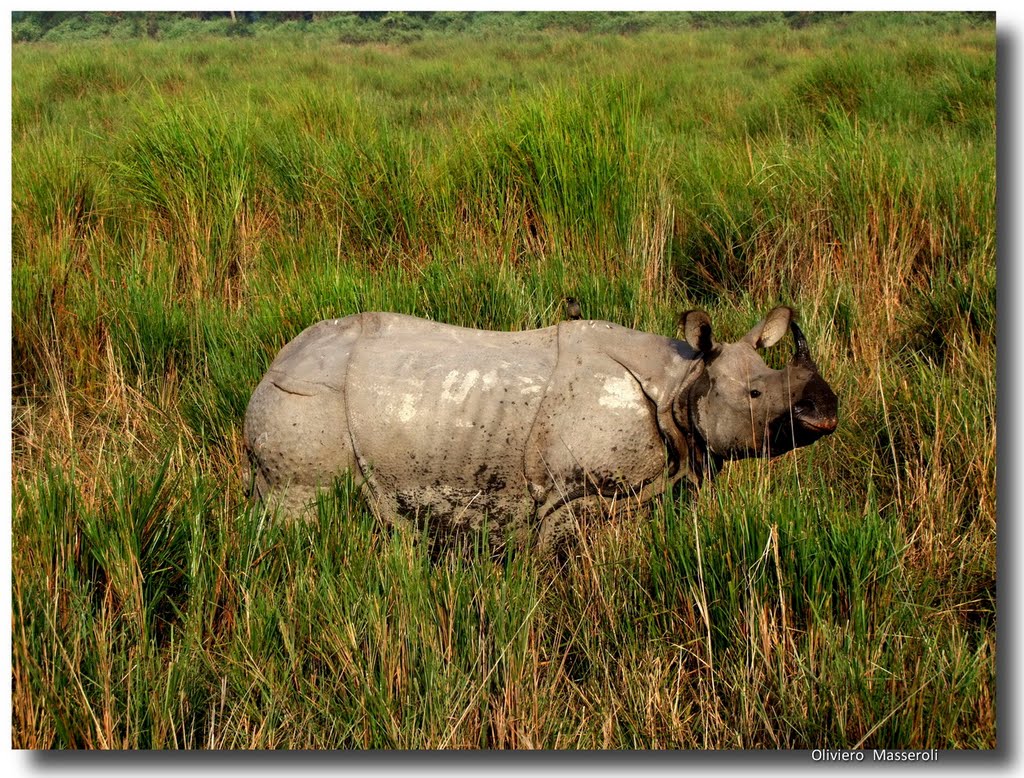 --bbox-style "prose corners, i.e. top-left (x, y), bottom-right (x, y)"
top-left (10, 12), bottom-right (996, 749)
